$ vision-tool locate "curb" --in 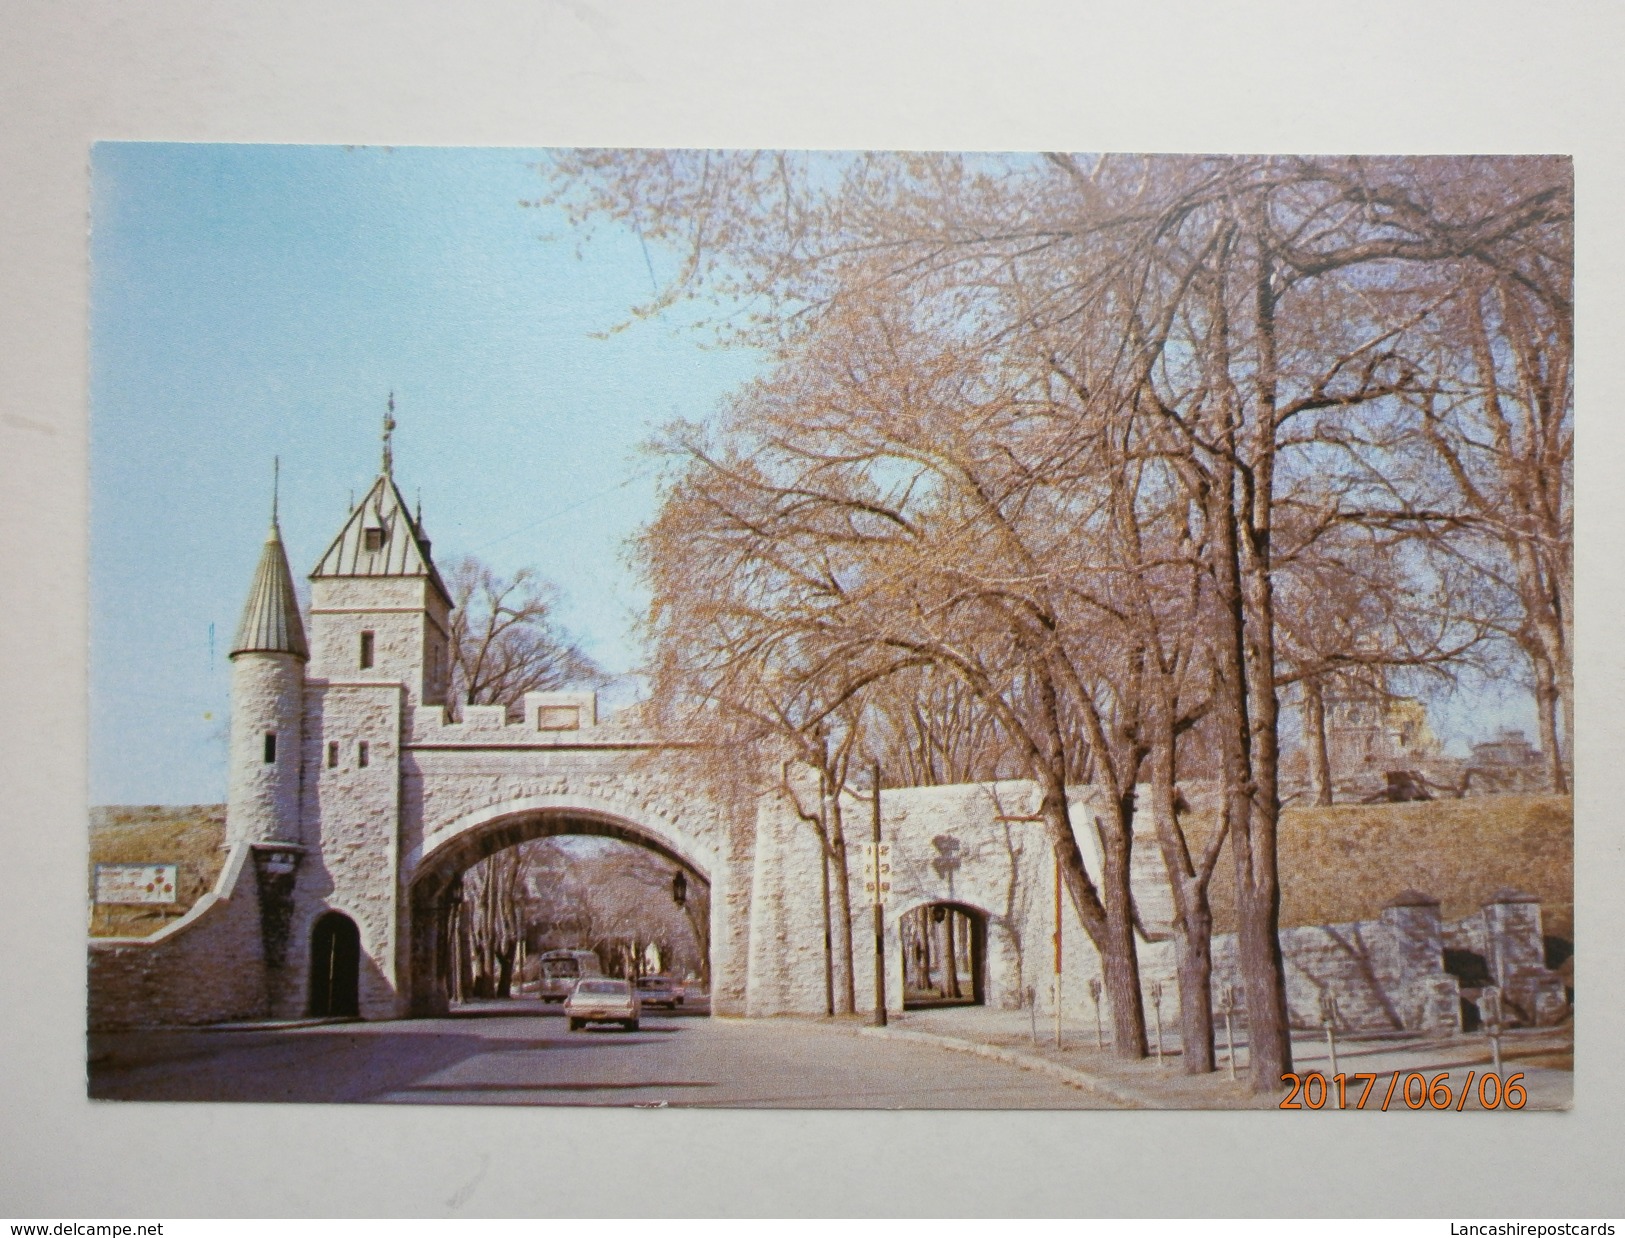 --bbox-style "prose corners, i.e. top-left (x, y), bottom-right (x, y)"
top-left (854, 1025), bottom-right (1144, 1108)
